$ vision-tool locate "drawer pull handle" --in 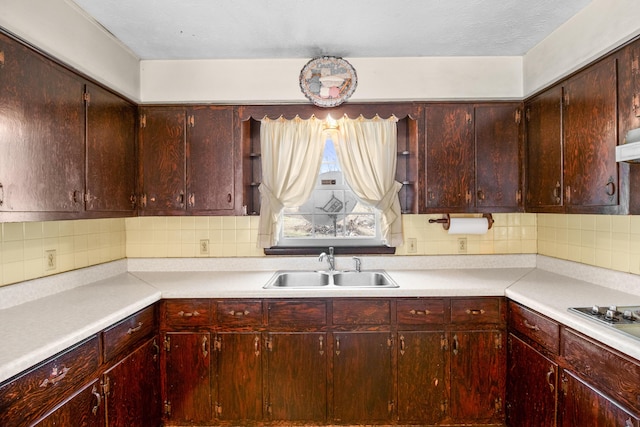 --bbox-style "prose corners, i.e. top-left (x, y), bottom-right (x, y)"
top-left (202, 336), bottom-right (209, 358)
top-left (177, 310), bottom-right (201, 318)
top-left (91, 384), bottom-right (102, 415)
top-left (229, 310), bottom-right (250, 317)
top-left (40, 365), bottom-right (70, 388)
top-left (127, 322), bottom-right (143, 335)
top-left (335, 337), bottom-right (341, 356)
top-left (466, 309), bottom-right (485, 315)
top-left (452, 334), bottom-right (459, 356)
top-left (319, 336), bottom-right (324, 355)
top-left (409, 309), bottom-right (431, 315)
top-left (400, 335), bottom-right (406, 355)
top-left (523, 319), bottom-right (540, 332)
